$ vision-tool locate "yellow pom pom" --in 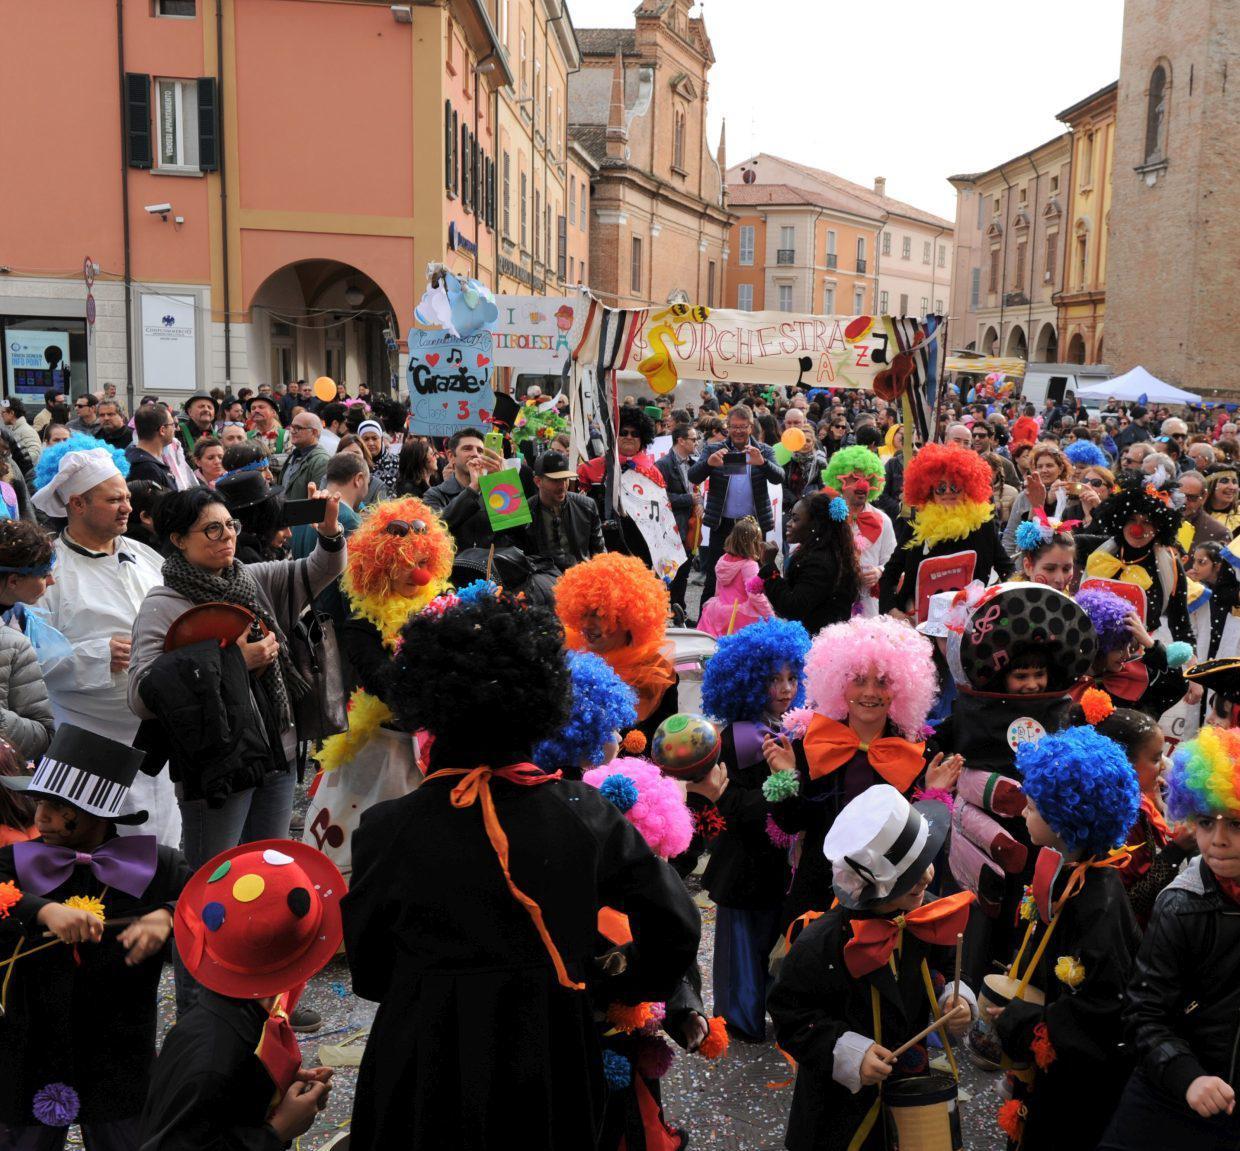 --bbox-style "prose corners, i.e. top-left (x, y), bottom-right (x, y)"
top-left (621, 730), bottom-right (647, 755)
top-left (1079, 688), bottom-right (1114, 727)
top-left (1054, 955), bottom-right (1086, 989)
top-left (64, 894), bottom-right (106, 923)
